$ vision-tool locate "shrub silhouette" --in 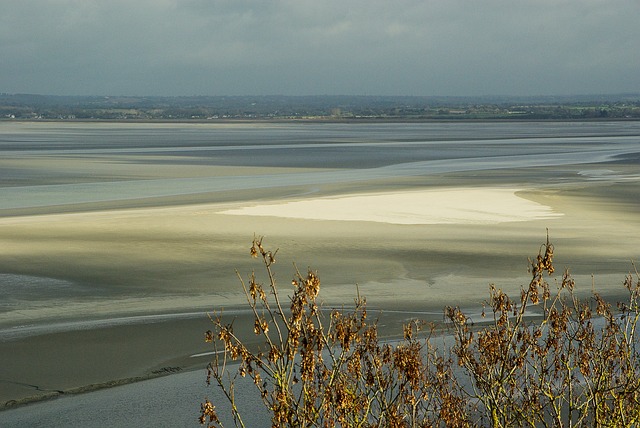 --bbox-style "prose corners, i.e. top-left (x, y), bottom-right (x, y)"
top-left (200, 236), bottom-right (640, 427)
